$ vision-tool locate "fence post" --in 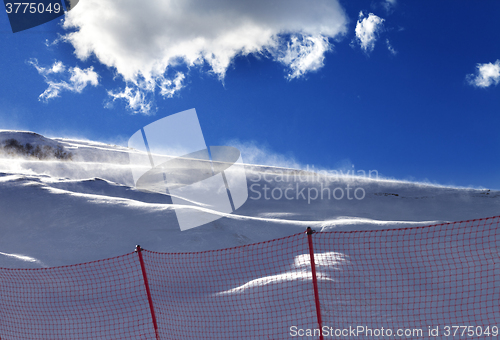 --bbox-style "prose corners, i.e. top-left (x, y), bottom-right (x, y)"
top-left (136, 245), bottom-right (160, 340)
top-left (306, 227), bottom-right (324, 340)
